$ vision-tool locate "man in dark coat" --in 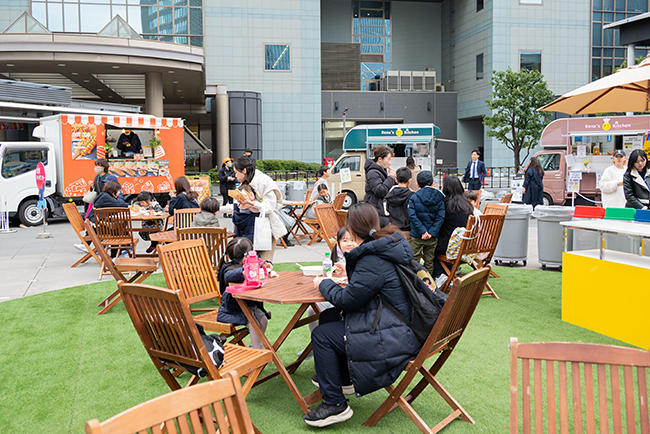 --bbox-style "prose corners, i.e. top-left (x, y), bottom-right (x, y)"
top-left (363, 155), bottom-right (396, 227)
top-left (217, 158), bottom-right (237, 209)
top-left (462, 150), bottom-right (486, 191)
top-left (116, 130), bottom-right (142, 155)
top-left (306, 231), bottom-right (421, 426)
